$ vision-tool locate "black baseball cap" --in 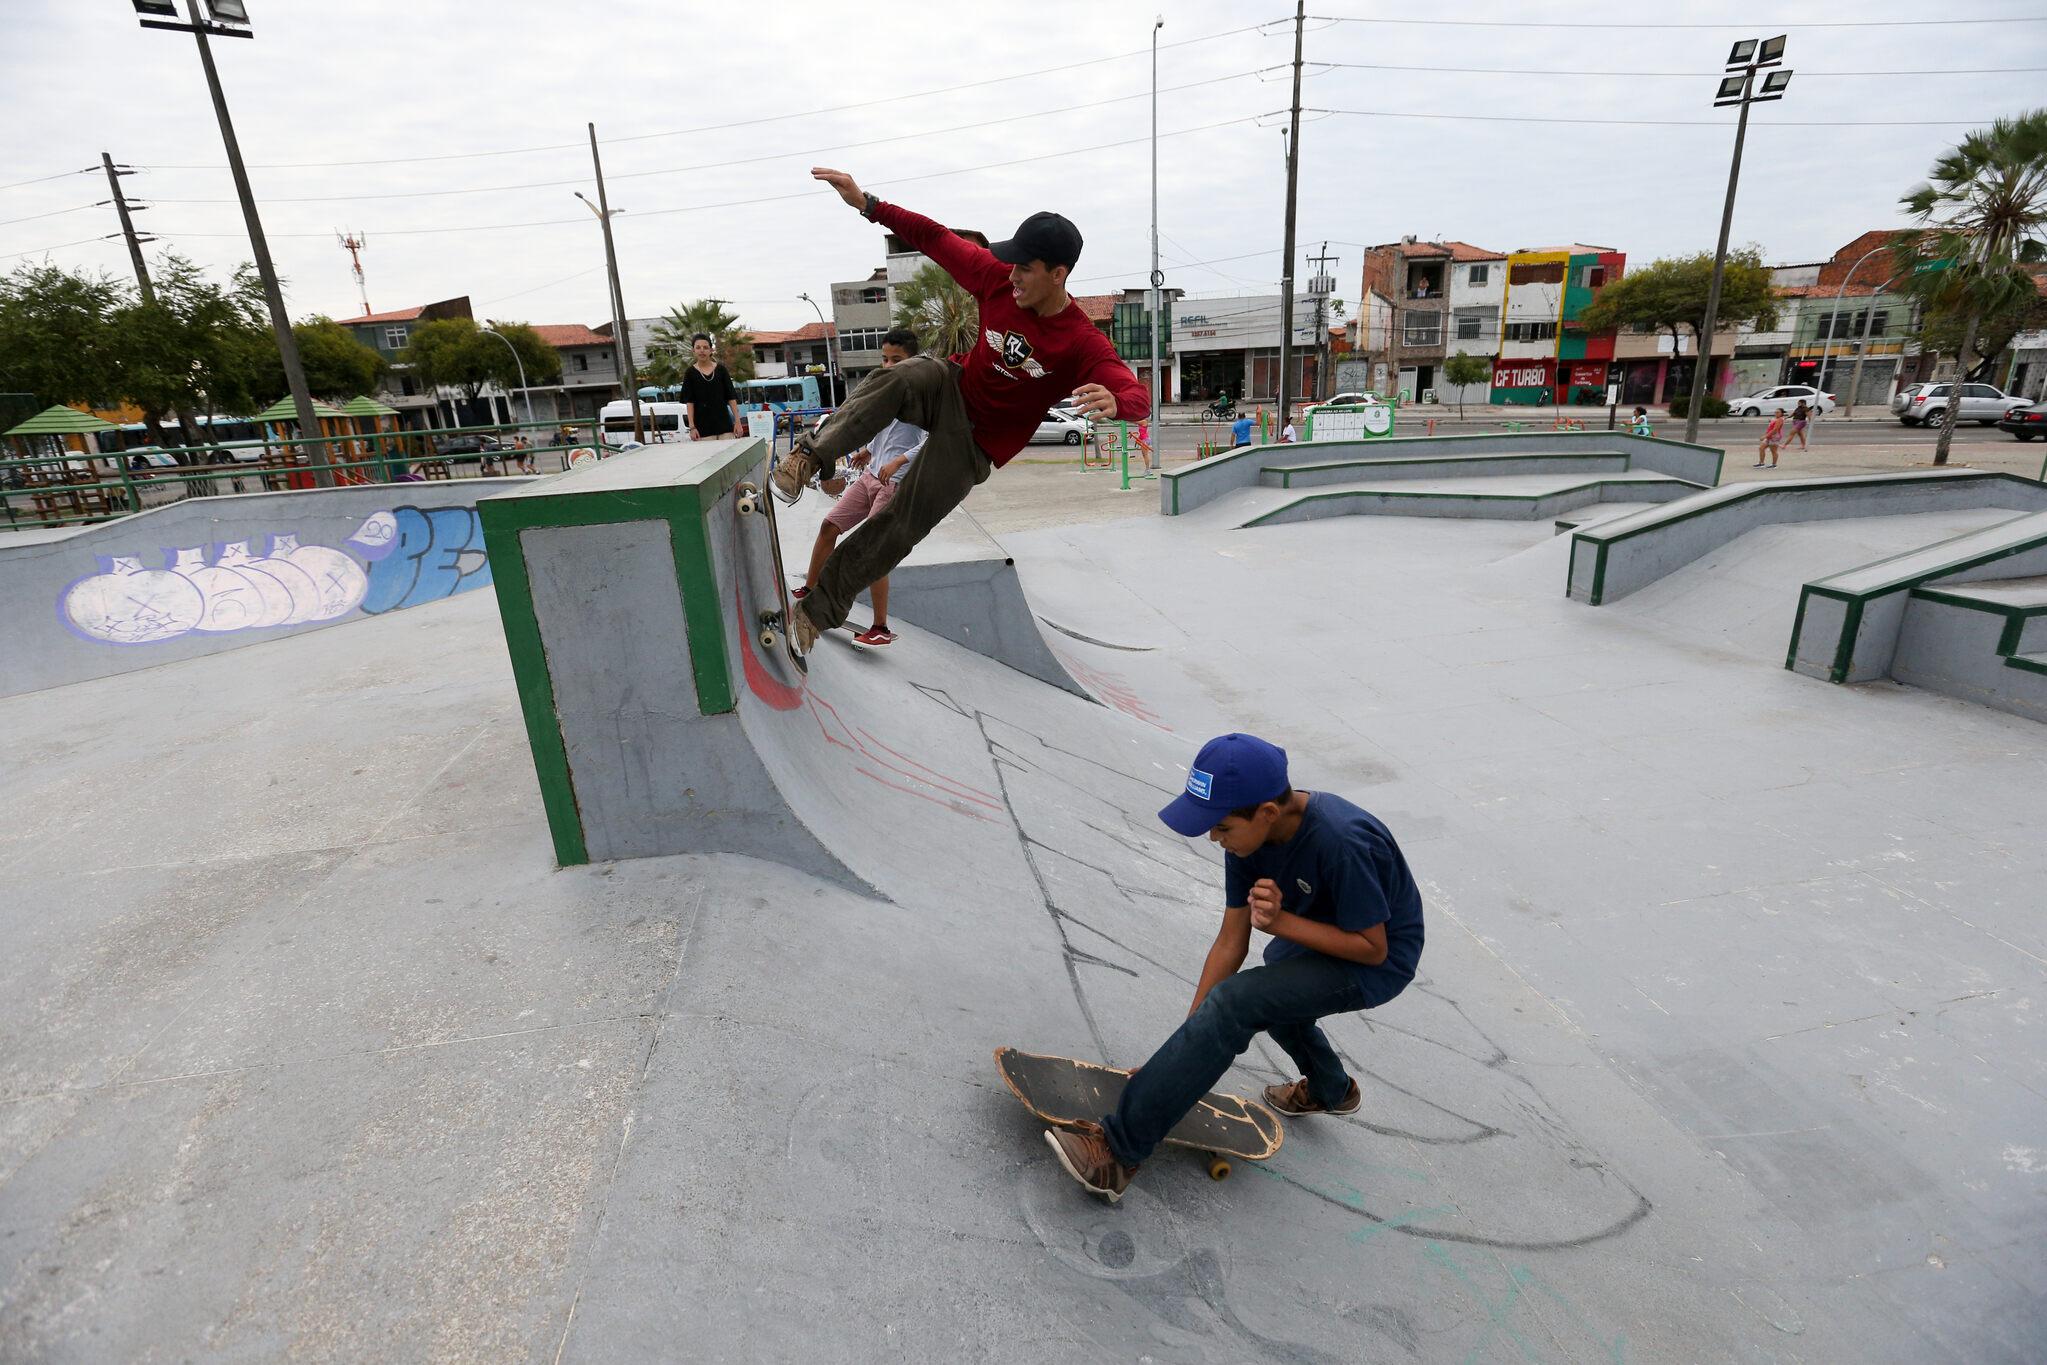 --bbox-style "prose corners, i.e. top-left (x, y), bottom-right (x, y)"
top-left (991, 211), bottom-right (1083, 270)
